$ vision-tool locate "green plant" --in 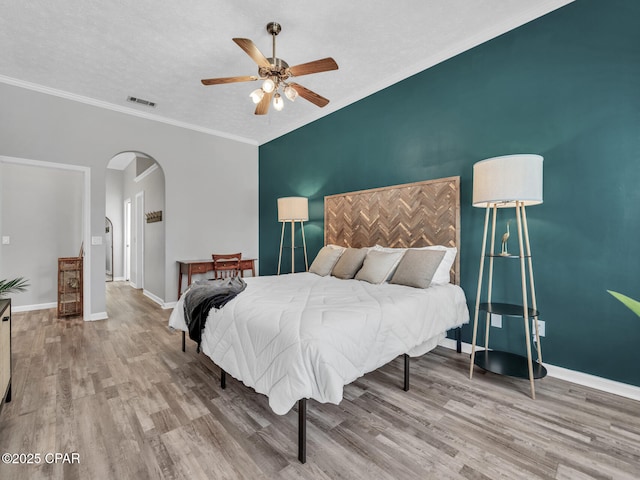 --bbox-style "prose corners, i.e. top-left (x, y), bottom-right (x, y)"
top-left (0, 277), bottom-right (30, 297)
top-left (607, 290), bottom-right (640, 318)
